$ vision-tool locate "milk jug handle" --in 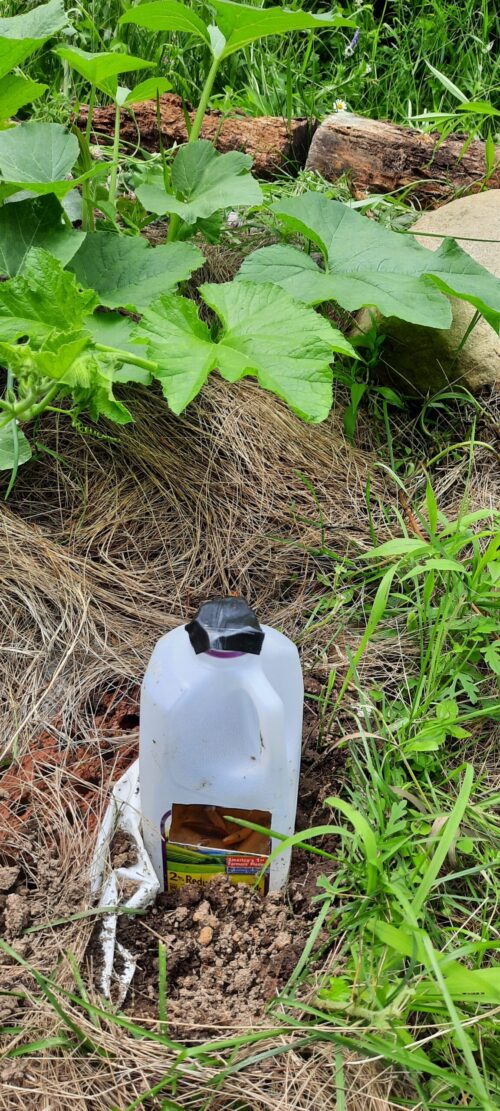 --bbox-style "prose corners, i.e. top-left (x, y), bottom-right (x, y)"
top-left (238, 668), bottom-right (286, 771)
